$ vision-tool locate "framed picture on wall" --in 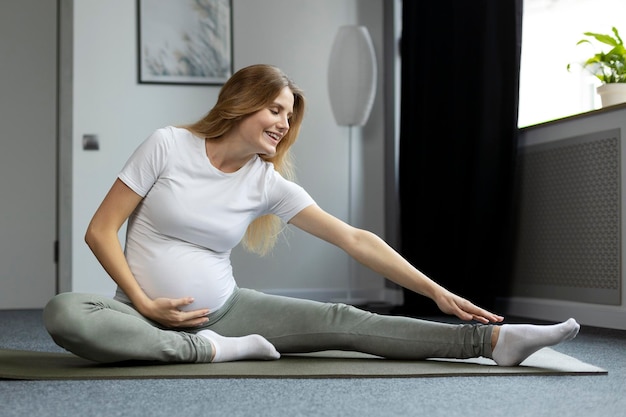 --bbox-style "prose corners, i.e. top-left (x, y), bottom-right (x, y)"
top-left (137, 0), bottom-right (233, 85)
